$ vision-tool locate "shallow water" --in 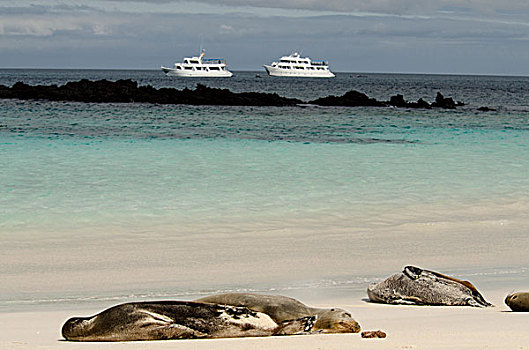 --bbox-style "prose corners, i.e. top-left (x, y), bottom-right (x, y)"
top-left (1, 70), bottom-right (528, 312)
